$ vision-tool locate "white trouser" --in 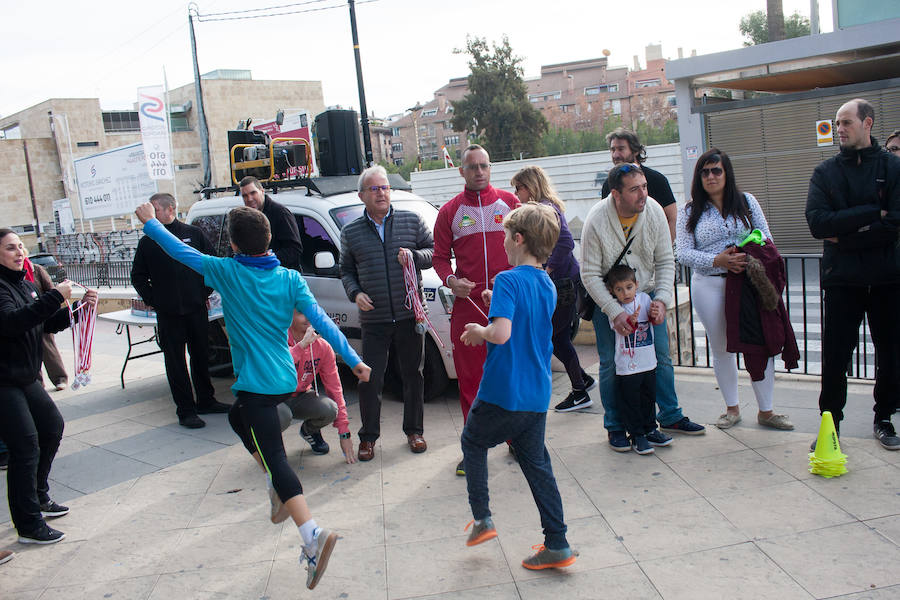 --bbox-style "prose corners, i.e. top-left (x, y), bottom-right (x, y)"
top-left (691, 272), bottom-right (774, 411)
